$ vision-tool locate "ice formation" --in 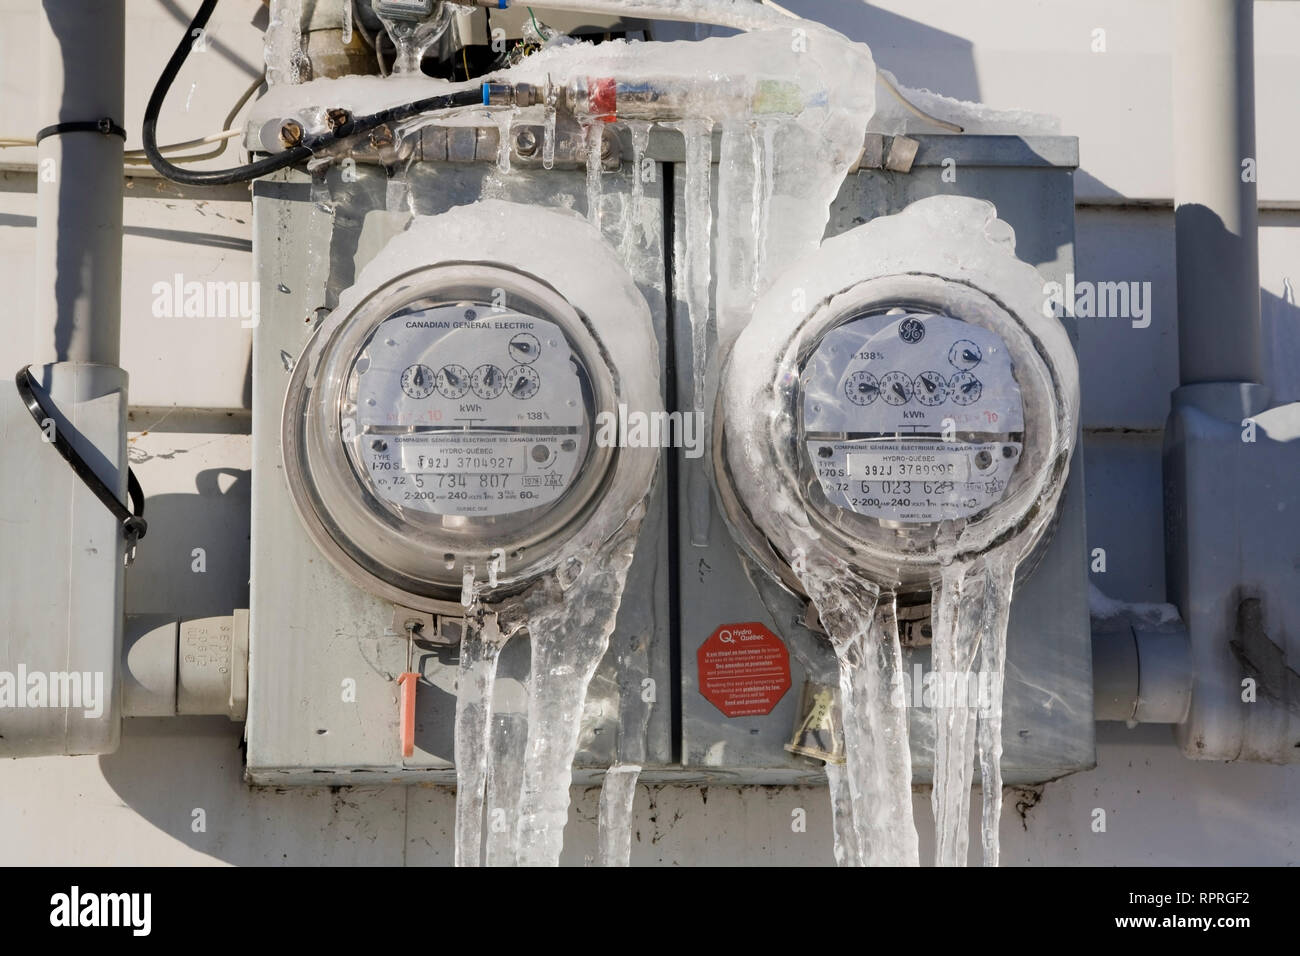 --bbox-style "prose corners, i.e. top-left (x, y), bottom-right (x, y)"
top-left (262, 0), bottom-right (1073, 868)
top-left (722, 197), bottom-right (1078, 866)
